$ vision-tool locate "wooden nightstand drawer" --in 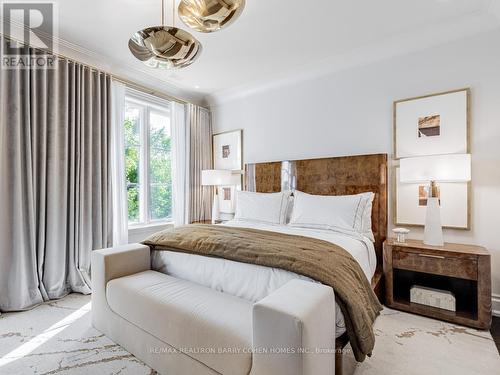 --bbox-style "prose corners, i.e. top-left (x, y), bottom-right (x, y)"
top-left (393, 249), bottom-right (477, 280)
